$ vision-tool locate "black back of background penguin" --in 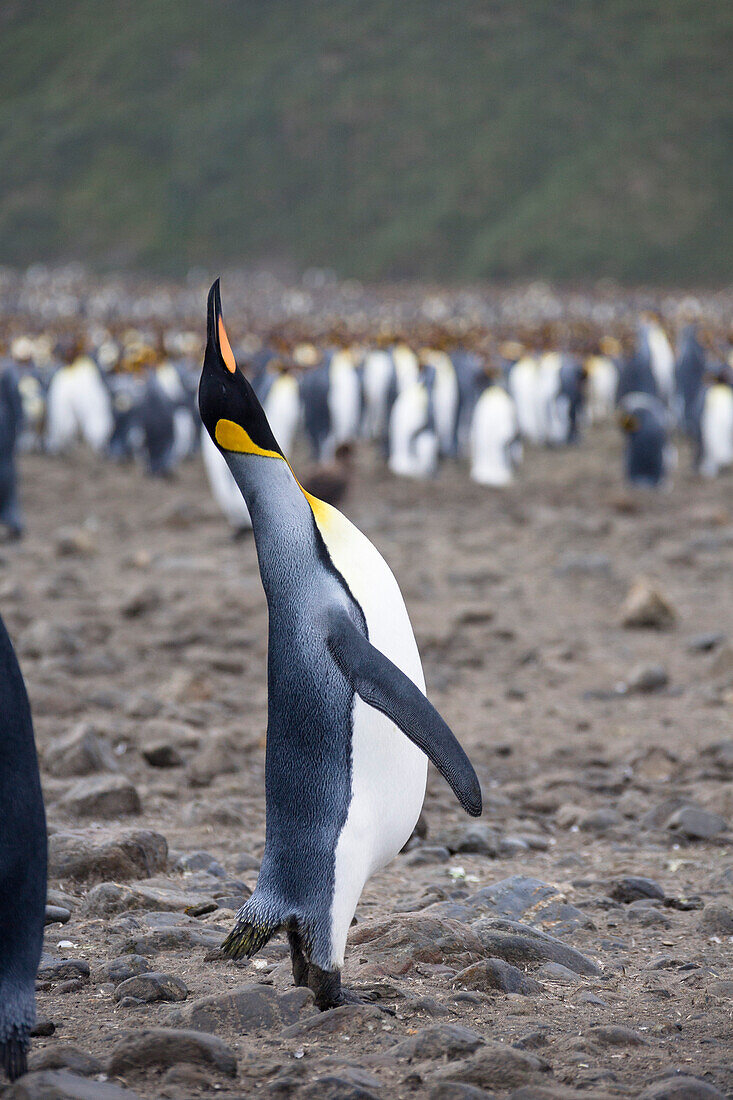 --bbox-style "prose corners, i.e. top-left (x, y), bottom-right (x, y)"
top-left (0, 614), bottom-right (47, 1081)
